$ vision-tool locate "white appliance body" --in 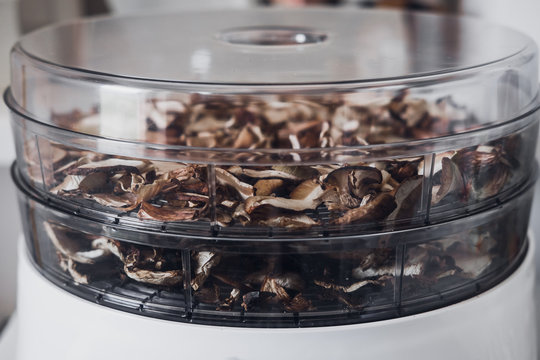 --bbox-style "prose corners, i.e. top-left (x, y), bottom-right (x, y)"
top-left (11, 234), bottom-right (537, 360)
